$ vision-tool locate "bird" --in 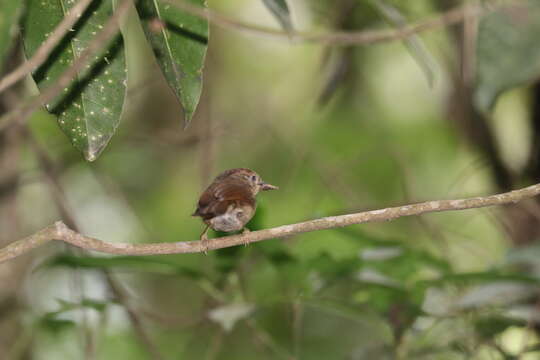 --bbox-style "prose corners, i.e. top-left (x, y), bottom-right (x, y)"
top-left (192, 168), bottom-right (278, 249)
